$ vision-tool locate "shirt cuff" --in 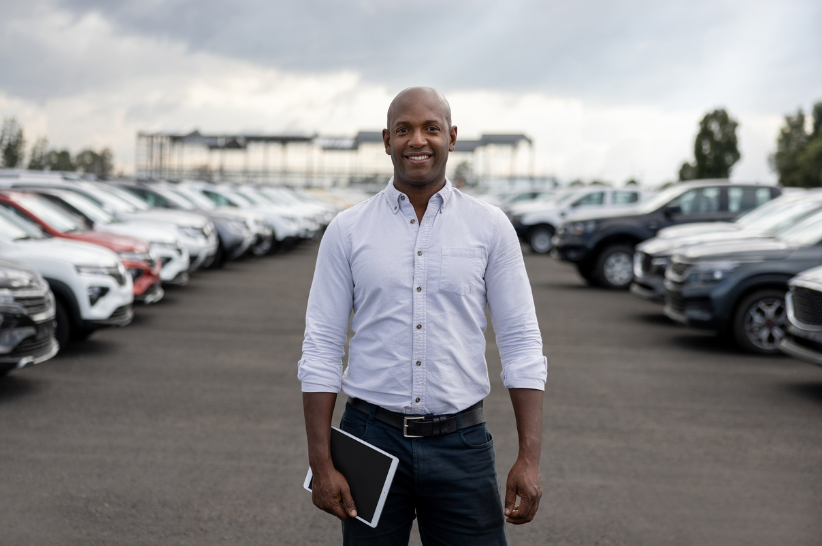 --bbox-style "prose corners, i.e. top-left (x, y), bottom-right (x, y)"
top-left (500, 355), bottom-right (547, 390)
top-left (297, 358), bottom-right (343, 393)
